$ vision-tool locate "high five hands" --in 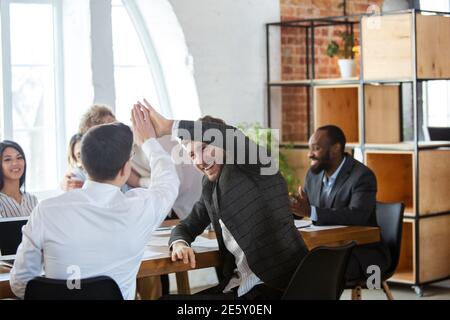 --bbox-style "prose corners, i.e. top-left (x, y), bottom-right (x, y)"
top-left (135, 99), bottom-right (174, 138)
top-left (131, 103), bottom-right (156, 146)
